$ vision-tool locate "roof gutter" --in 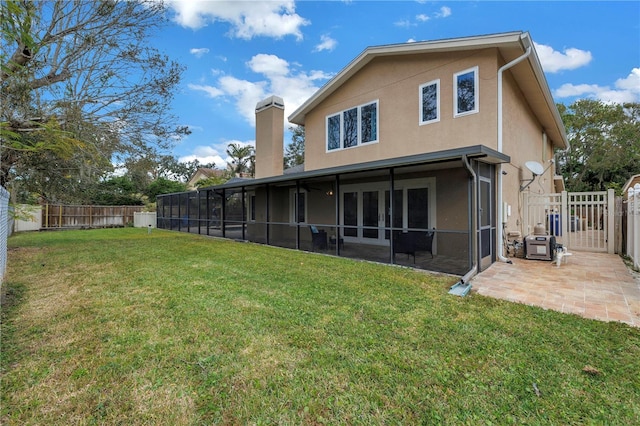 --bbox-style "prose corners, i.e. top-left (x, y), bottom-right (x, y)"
top-left (496, 34), bottom-right (531, 263)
